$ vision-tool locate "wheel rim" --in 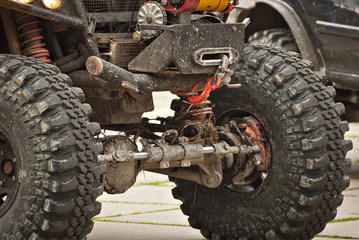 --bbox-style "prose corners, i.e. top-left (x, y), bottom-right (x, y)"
top-left (219, 110), bottom-right (272, 194)
top-left (0, 127), bottom-right (20, 217)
